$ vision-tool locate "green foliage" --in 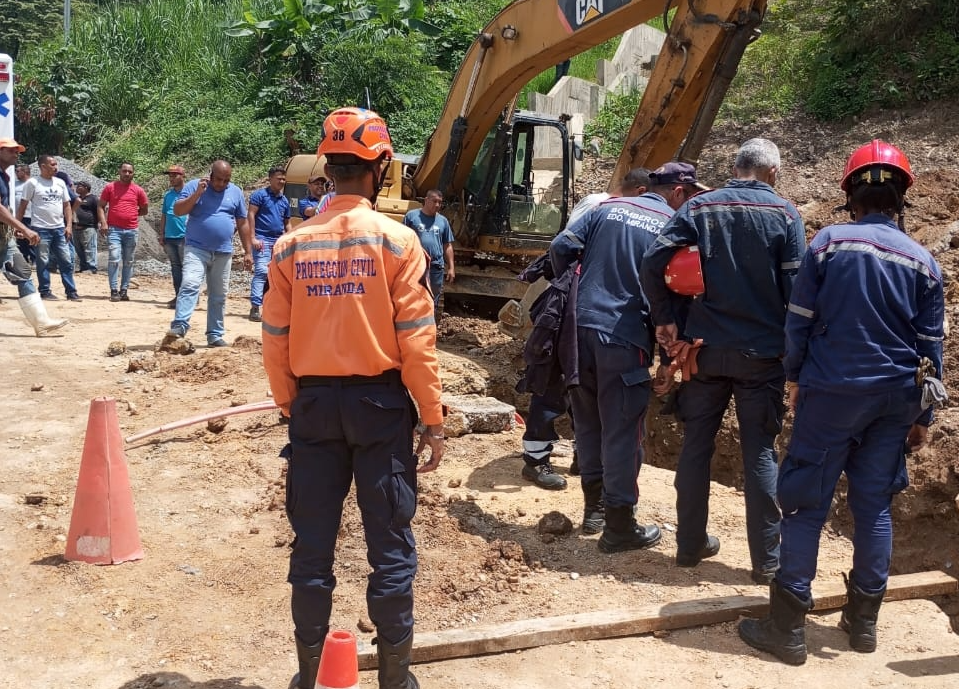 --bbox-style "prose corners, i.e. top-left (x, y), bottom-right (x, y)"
top-left (14, 52), bottom-right (101, 156)
top-left (14, 0), bottom-right (257, 169)
top-left (0, 0), bottom-right (95, 59)
top-left (583, 89), bottom-right (641, 157)
top-left (93, 101), bottom-right (285, 184)
top-left (520, 39), bottom-right (620, 107)
top-left (727, 0), bottom-right (959, 121)
top-left (221, 0), bottom-right (458, 155)
top-left (722, 7), bottom-right (819, 122)
top-left (12, 0), bottom-right (959, 186)
top-left (425, 0), bottom-right (512, 73)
